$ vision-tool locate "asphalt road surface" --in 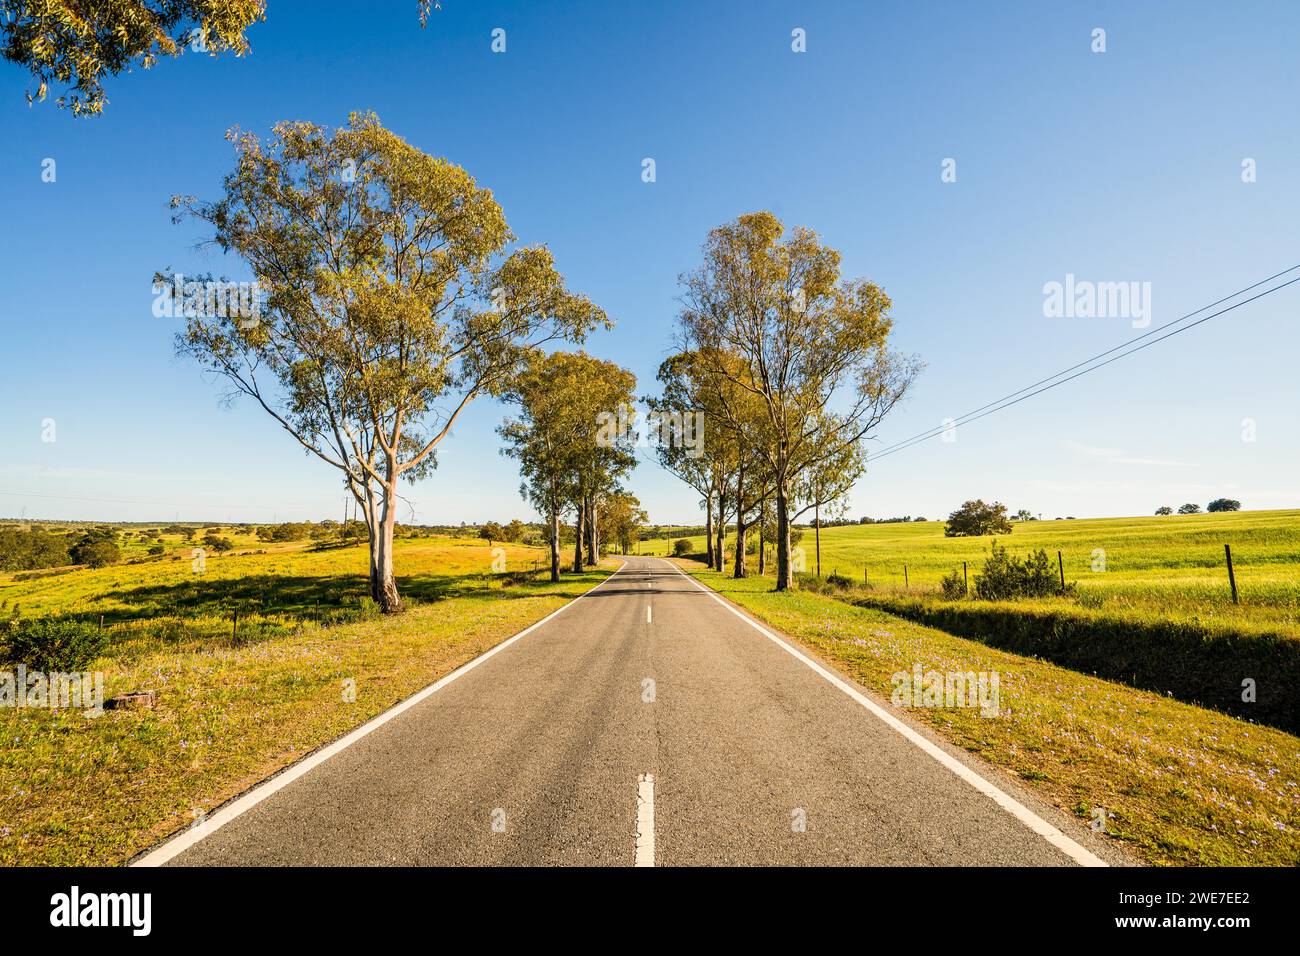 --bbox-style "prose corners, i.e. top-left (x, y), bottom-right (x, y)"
top-left (141, 557), bottom-right (1121, 867)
